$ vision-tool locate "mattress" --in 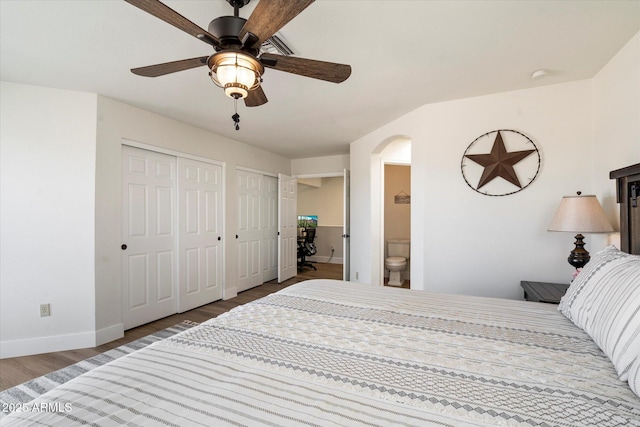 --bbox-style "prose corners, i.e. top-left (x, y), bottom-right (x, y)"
top-left (3, 279), bottom-right (639, 426)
